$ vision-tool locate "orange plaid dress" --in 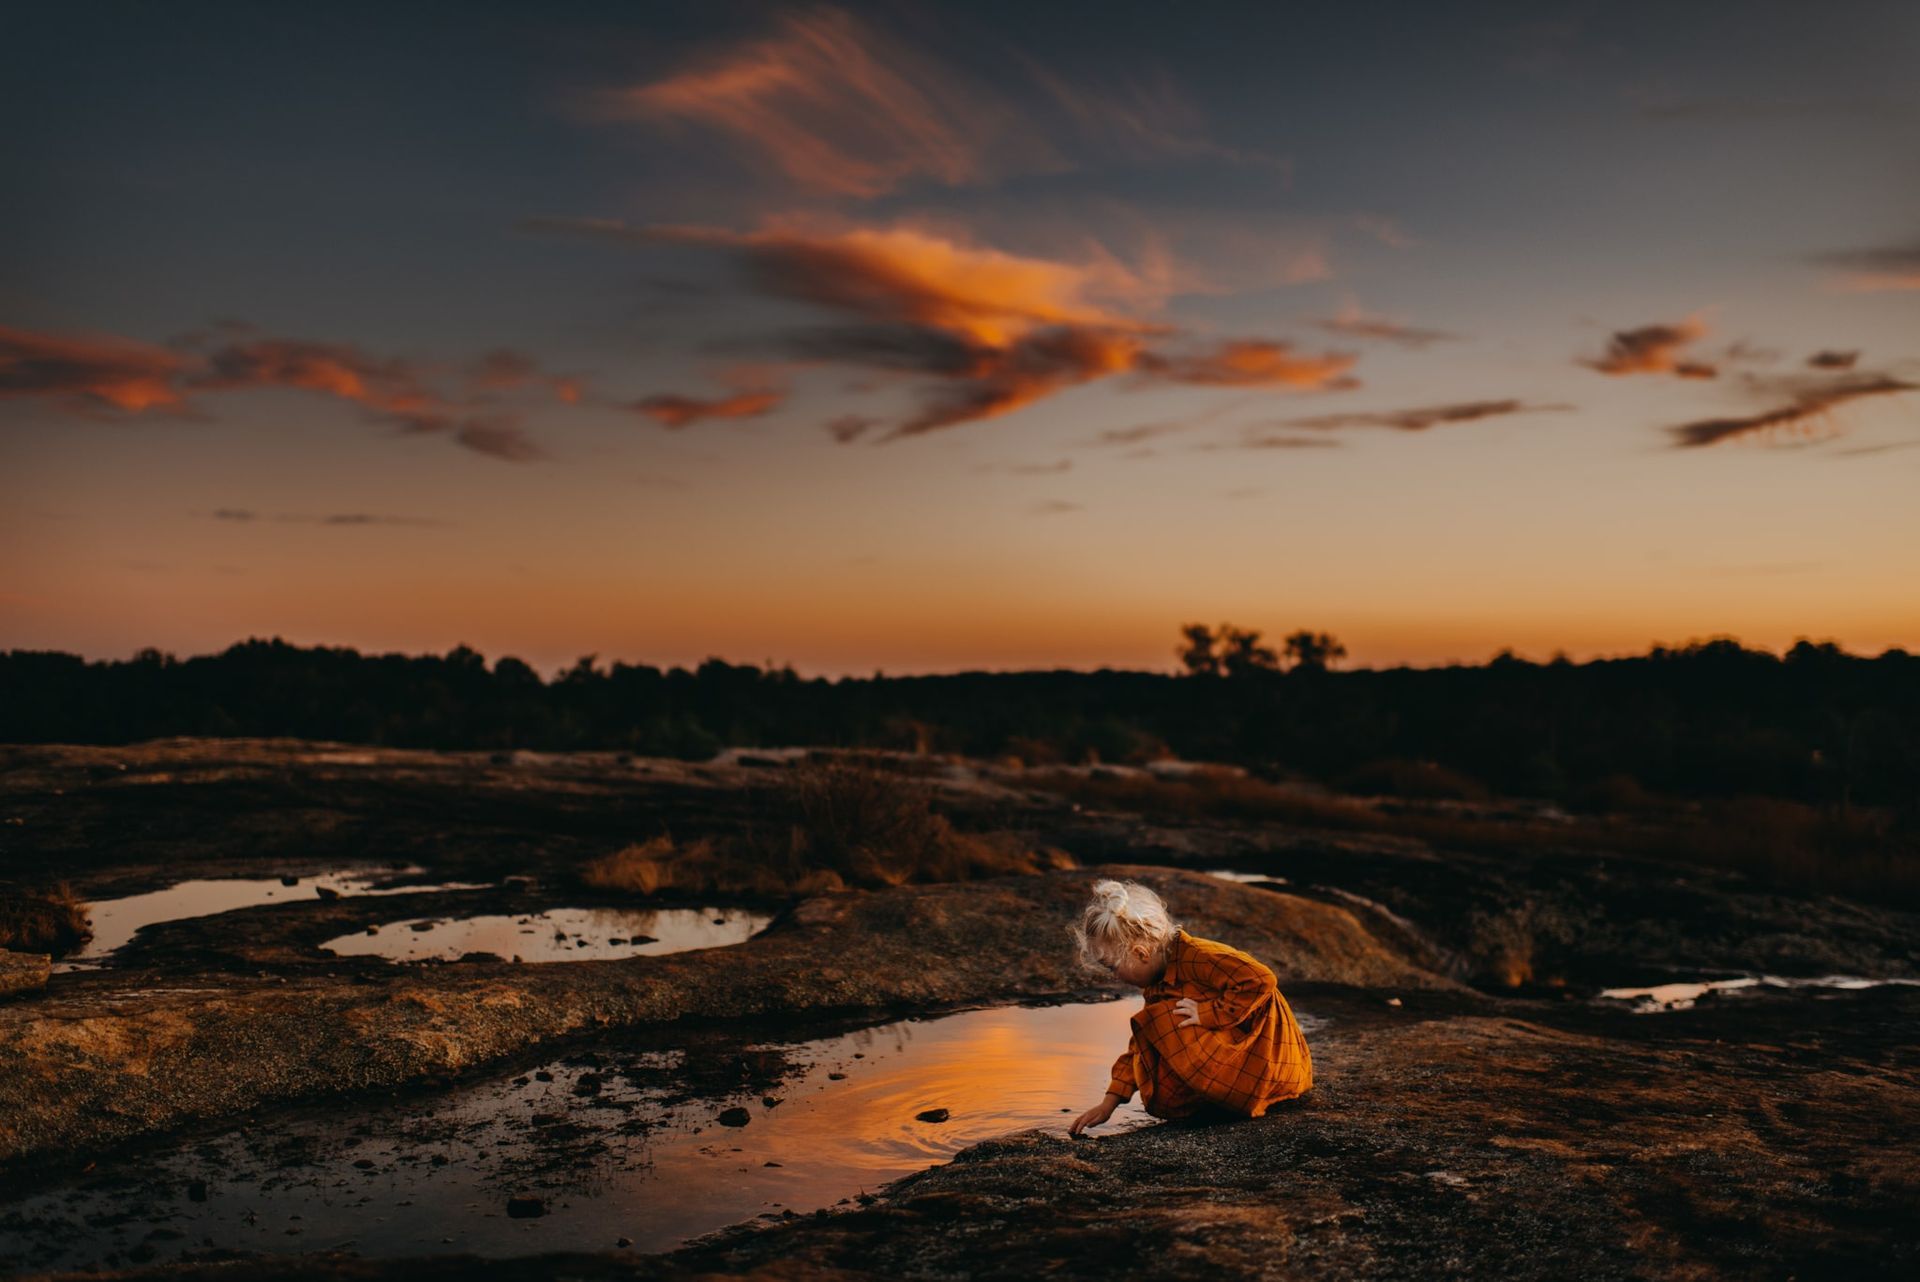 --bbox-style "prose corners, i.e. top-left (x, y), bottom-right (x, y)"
top-left (1106, 928), bottom-right (1313, 1118)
